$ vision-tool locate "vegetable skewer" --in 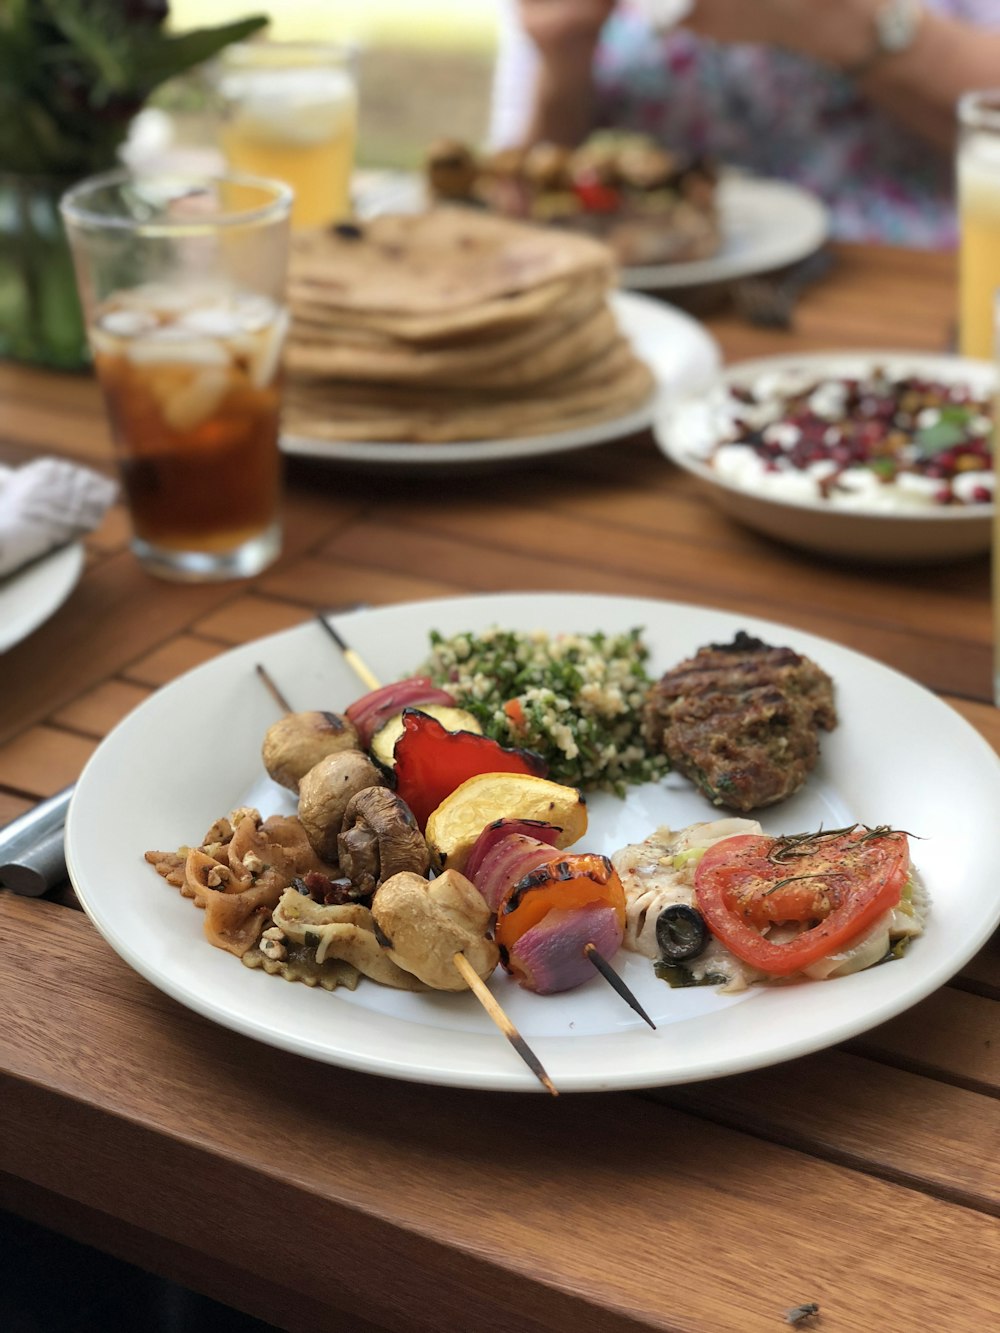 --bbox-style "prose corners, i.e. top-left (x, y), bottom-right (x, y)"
top-left (318, 617), bottom-right (655, 1028)
top-left (451, 952), bottom-right (558, 1096)
top-left (255, 652), bottom-right (559, 1096)
top-left (583, 943), bottom-right (655, 1029)
top-left (255, 662), bottom-right (294, 714)
top-left (316, 613), bottom-right (381, 691)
